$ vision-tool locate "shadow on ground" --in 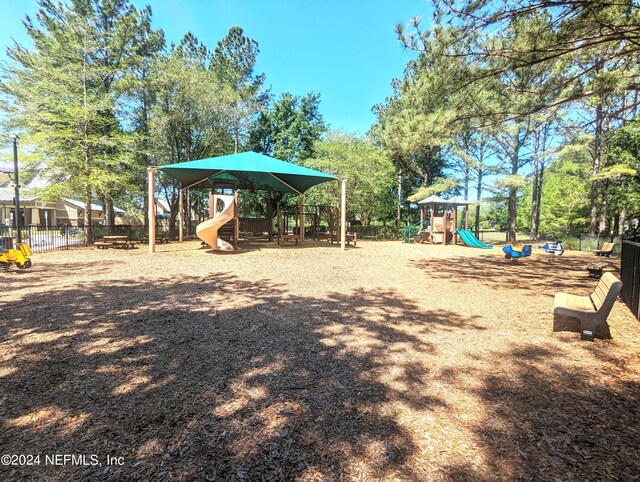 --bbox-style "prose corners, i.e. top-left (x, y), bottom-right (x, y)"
top-left (1, 274), bottom-right (458, 480)
top-left (440, 345), bottom-right (640, 481)
top-left (1, 267), bottom-right (637, 480)
top-left (411, 253), bottom-right (620, 295)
